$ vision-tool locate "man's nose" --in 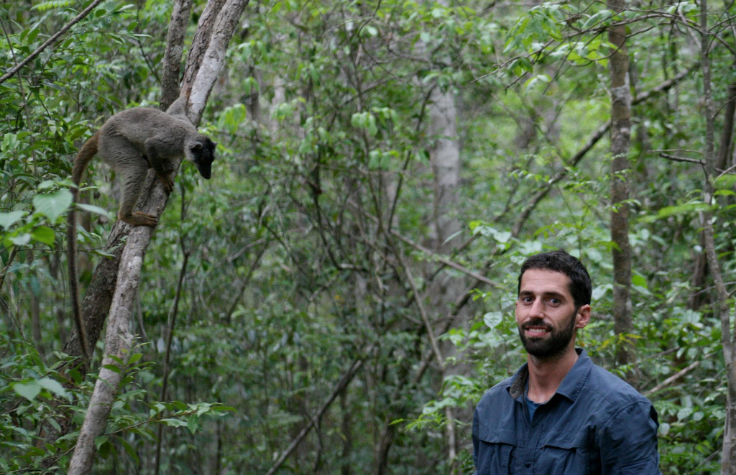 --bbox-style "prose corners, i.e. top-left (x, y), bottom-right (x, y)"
top-left (529, 298), bottom-right (545, 318)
